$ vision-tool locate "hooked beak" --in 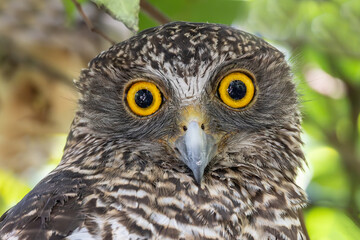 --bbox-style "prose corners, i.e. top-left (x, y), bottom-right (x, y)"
top-left (175, 121), bottom-right (217, 184)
